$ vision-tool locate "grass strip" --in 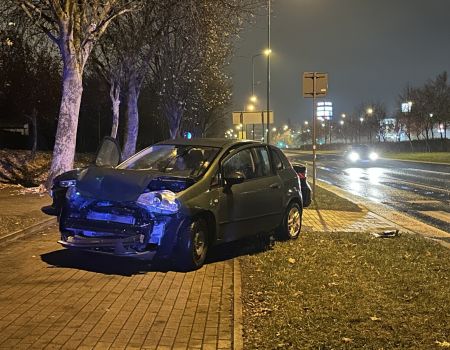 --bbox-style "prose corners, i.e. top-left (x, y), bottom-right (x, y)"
top-left (240, 231), bottom-right (450, 349)
top-left (382, 152), bottom-right (450, 164)
top-left (309, 185), bottom-right (361, 212)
